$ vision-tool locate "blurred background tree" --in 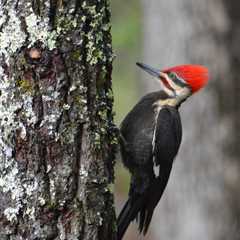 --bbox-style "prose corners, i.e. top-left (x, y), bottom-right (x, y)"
top-left (112, 0), bottom-right (240, 239)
